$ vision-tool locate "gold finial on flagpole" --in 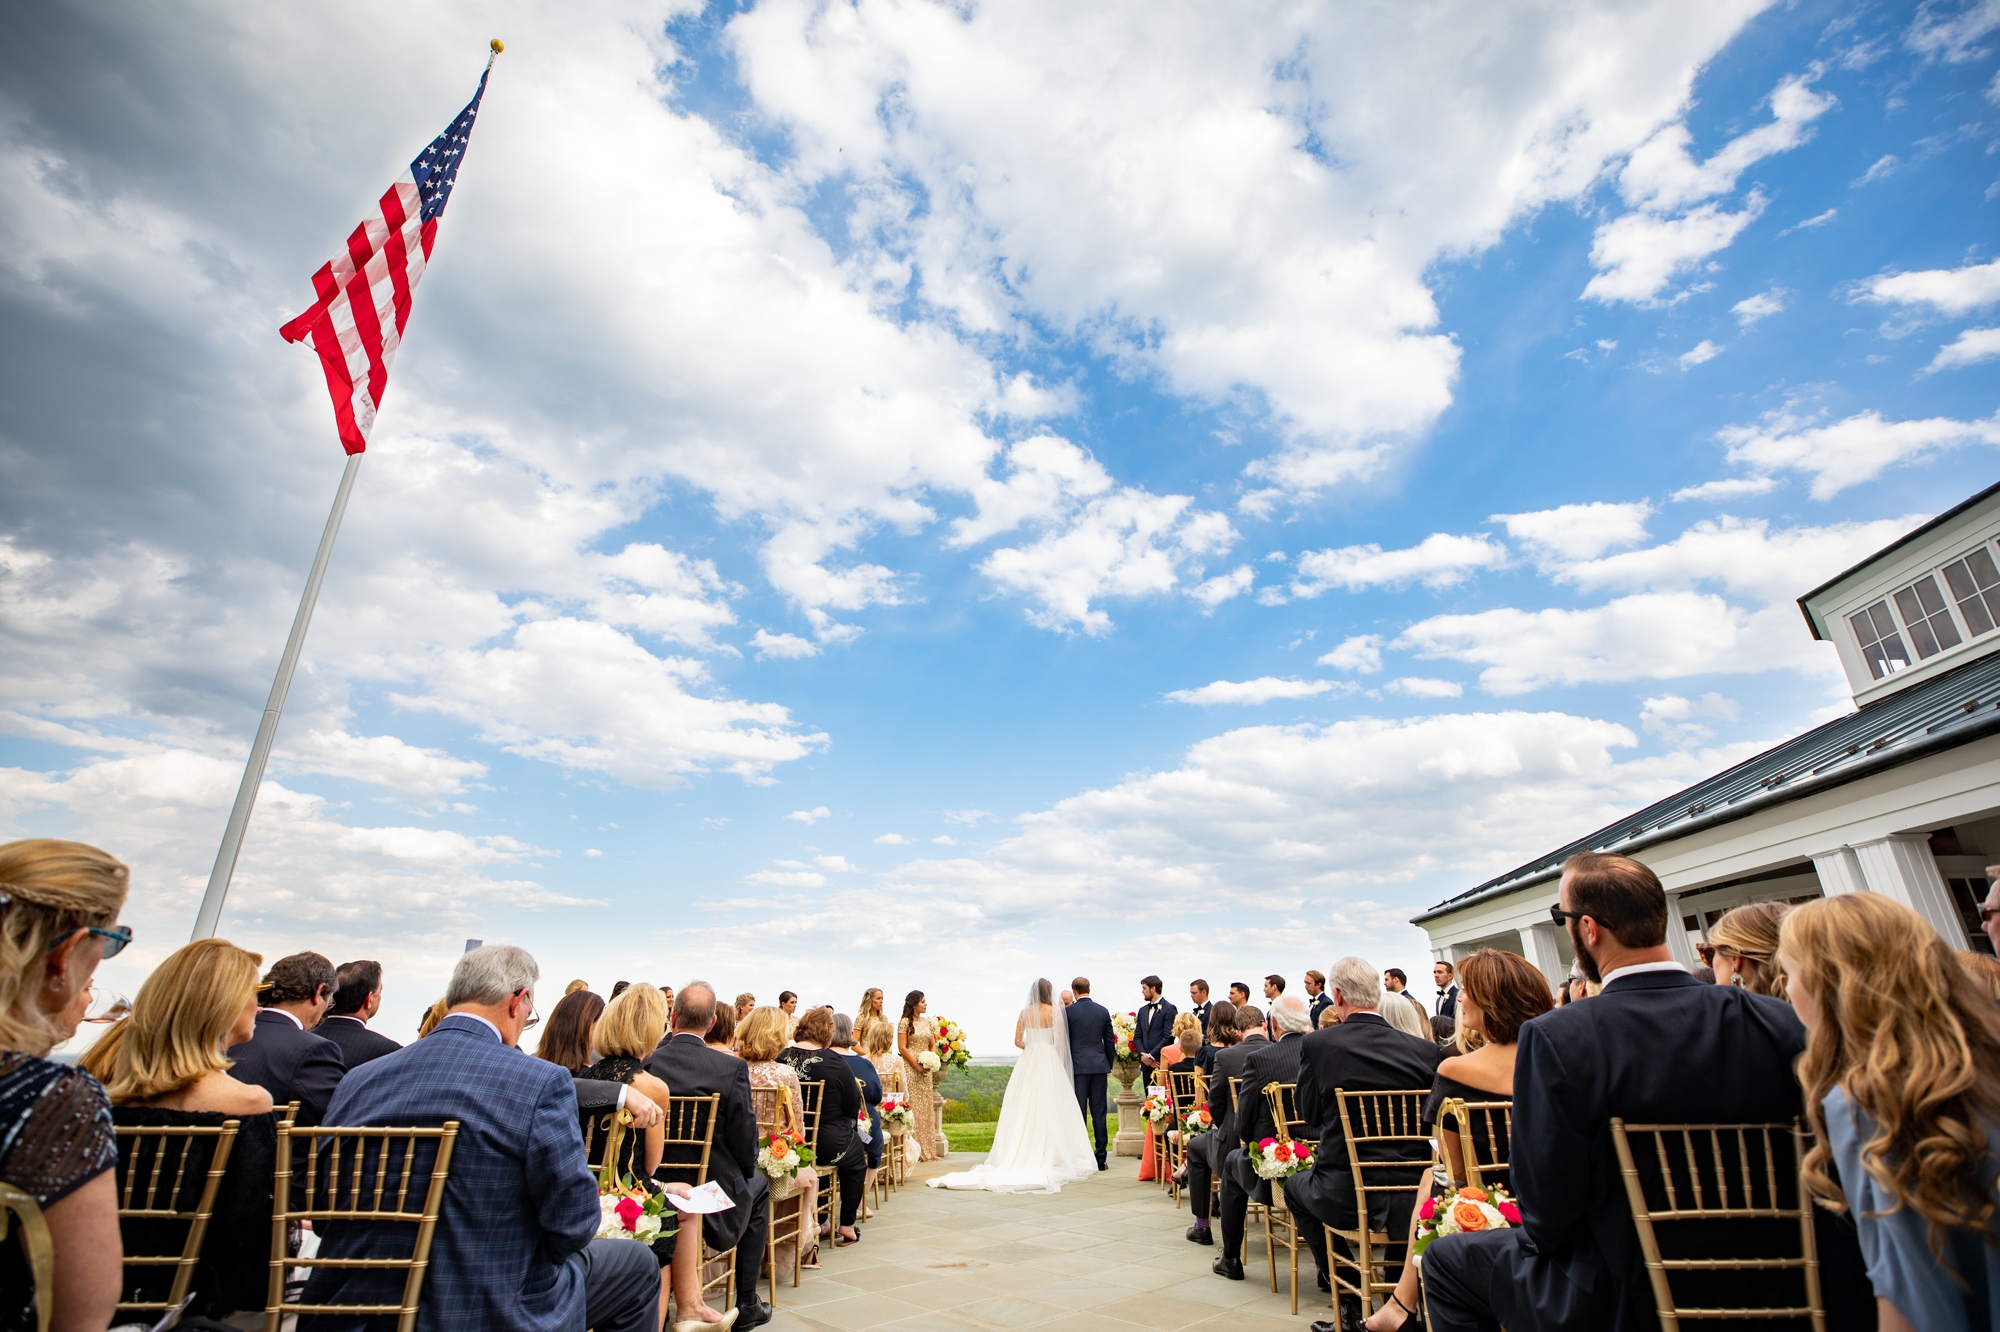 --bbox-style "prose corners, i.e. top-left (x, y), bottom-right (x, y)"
top-left (488, 38), bottom-right (504, 68)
